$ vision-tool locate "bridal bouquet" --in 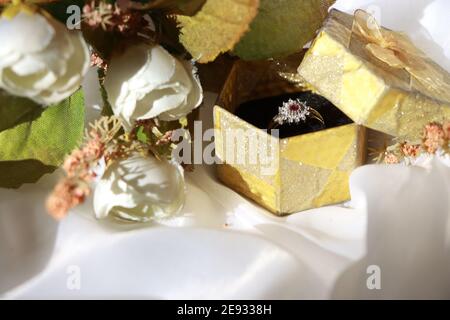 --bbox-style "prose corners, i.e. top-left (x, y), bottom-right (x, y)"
top-left (0, 0), bottom-right (334, 223)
